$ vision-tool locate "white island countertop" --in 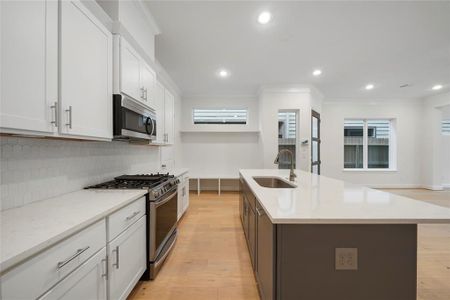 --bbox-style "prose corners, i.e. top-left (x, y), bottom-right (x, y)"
top-left (240, 169), bottom-right (450, 224)
top-left (0, 189), bottom-right (147, 273)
